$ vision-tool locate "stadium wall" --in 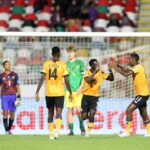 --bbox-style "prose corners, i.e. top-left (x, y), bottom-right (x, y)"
top-left (0, 95), bottom-right (149, 135)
